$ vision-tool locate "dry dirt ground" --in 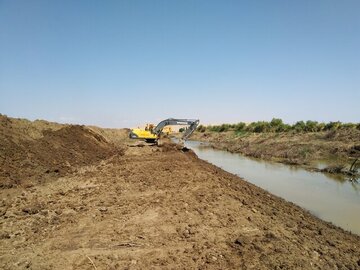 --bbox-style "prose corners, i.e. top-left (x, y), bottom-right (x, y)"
top-left (1, 115), bottom-right (360, 269)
